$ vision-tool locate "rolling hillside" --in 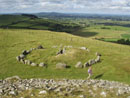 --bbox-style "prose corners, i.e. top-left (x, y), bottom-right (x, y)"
top-left (0, 28), bottom-right (130, 84)
top-left (0, 15), bottom-right (130, 85)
